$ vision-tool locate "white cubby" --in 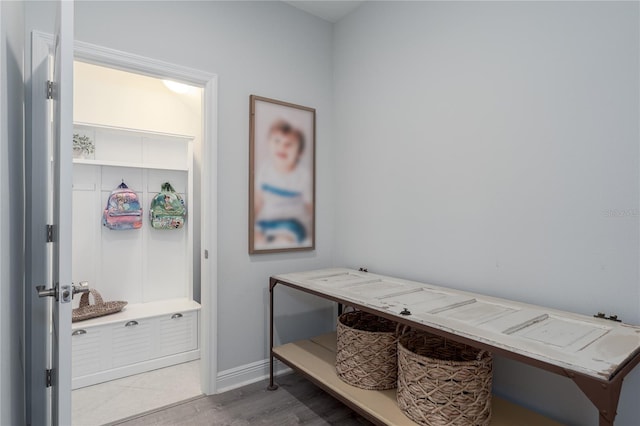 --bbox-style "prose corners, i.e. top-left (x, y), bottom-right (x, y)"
top-left (71, 123), bottom-right (199, 389)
